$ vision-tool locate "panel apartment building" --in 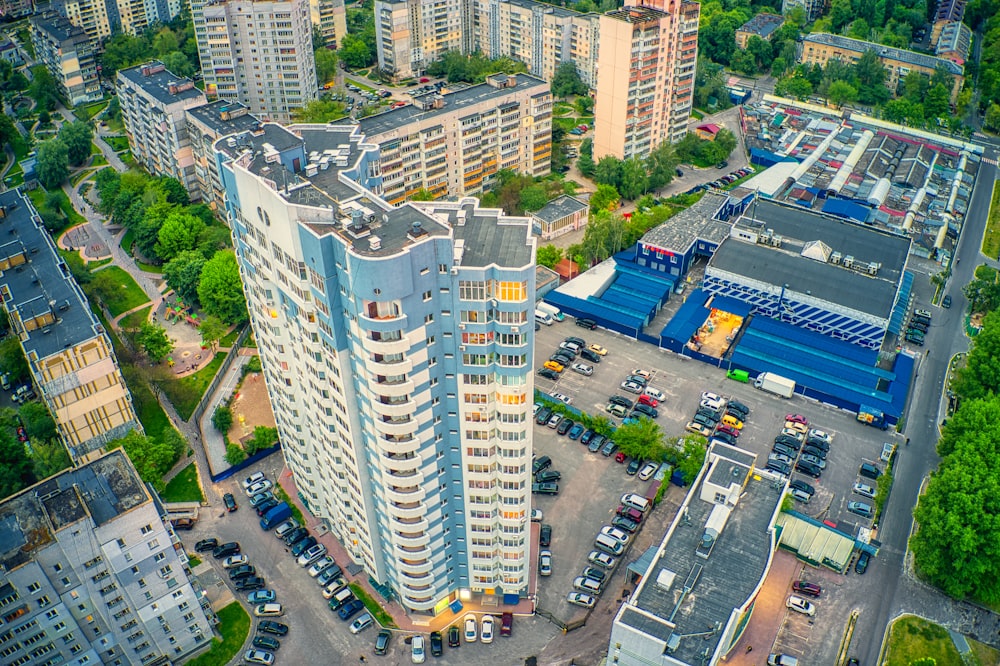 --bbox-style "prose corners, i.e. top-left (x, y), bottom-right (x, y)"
top-left (373, 0), bottom-right (472, 80)
top-left (192, 0), bottom-right (317, 122)
top-left (216, 121), bottom-right (536, 614)
top-left (0, 450), bottom-right (215, 666)
top-left (118, 62), bottom-right (209, 201)
top-left (349, 73), bottom-right (552, 204)
top-left (0, 189), bottom-right (140, 464)
top-left (594, 0), bottom-right (700, 160)
top-left (30, 12), bottom-right (102, 106)
top-left (187, 100), bottom-right (262, 209)
top-left (42, 0), bottom-right (184, 46)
